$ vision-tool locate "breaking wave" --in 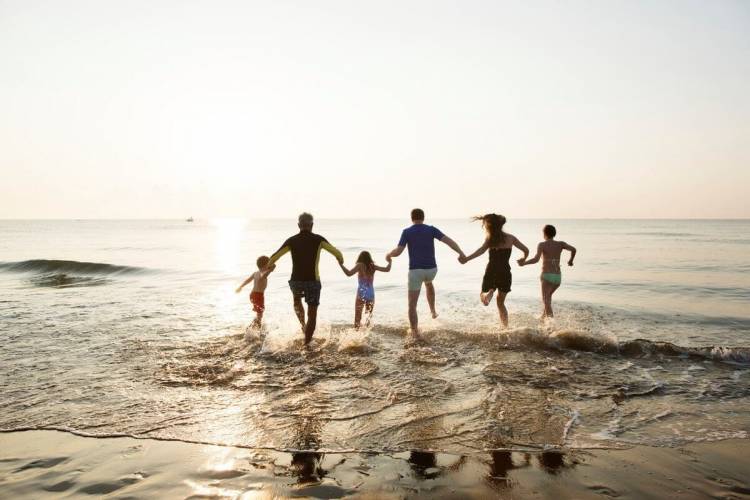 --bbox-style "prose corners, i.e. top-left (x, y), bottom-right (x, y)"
top-left (495, 327), bottom-right (750, 364)
top-left (0, 259), bottom-right (146, 276)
